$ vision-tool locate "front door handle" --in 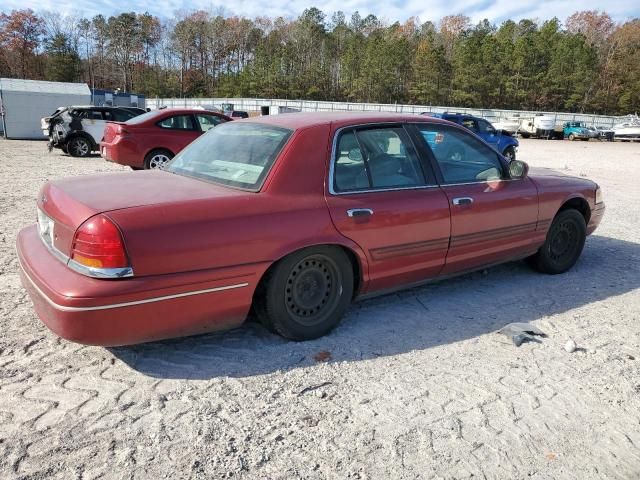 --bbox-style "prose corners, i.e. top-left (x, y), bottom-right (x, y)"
top-left (452, 197), bottom-right (473, 206)
top-left (347, 208), bottom-right (374, 218)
